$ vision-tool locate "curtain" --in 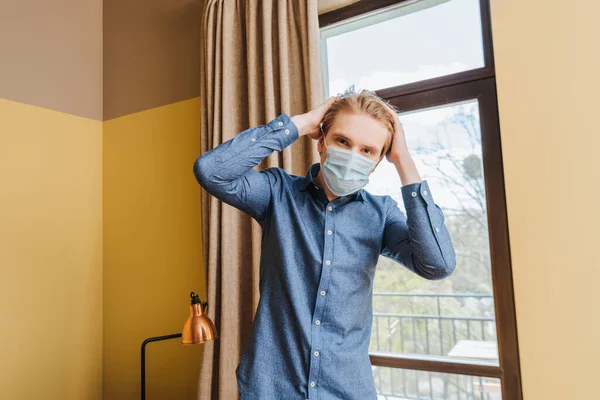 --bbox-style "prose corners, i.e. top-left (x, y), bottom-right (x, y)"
top-left (198, 0), bottom-right (325, 398)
